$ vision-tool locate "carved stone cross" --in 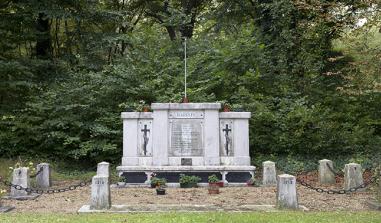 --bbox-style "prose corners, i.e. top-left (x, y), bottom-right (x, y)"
top-left (222, 124), bottom-right (232, 155)
top-left (141, 124), bottom-right (150, 156)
